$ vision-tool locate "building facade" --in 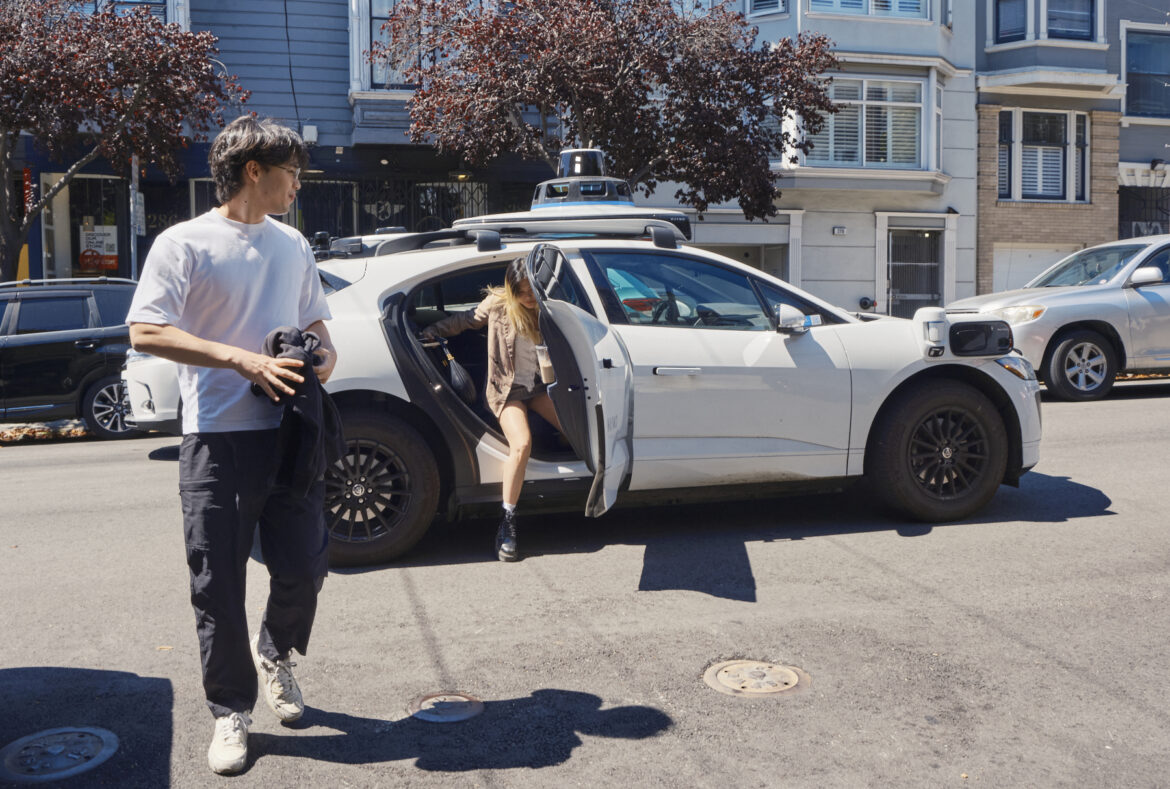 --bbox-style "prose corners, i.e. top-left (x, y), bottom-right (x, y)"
top-left (975, 0), bottom-right (1170, 293)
